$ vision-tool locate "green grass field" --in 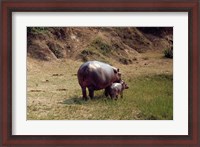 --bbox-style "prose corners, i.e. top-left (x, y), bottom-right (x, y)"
top-left (27, 53), bottom-right (173, 120)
